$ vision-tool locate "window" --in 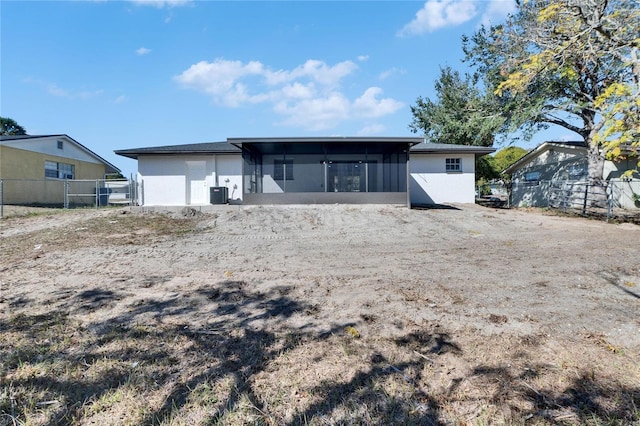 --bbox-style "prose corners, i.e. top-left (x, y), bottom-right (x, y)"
top-left (568, 164), bottom-right (586, 178)
top-left (45, 161), bottom-right (75, 179)
top-left (524, 171), bottom-right (541, 182)
top-left (57, 140), bottom-right (64, 150)
top-left (274, 159), bottom-right (293, 180)
top-left (445, 158), bottom-right (461, 172)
